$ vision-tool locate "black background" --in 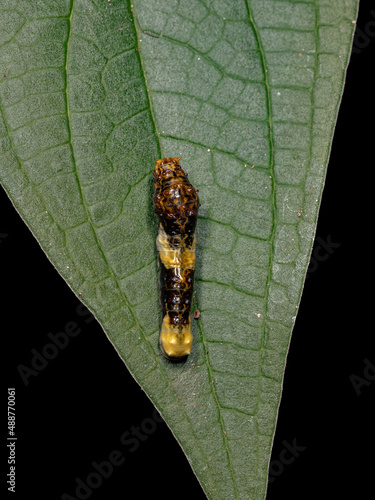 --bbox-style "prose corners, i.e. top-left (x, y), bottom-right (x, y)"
top-left (2, 3), bottom-right (374, 499)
